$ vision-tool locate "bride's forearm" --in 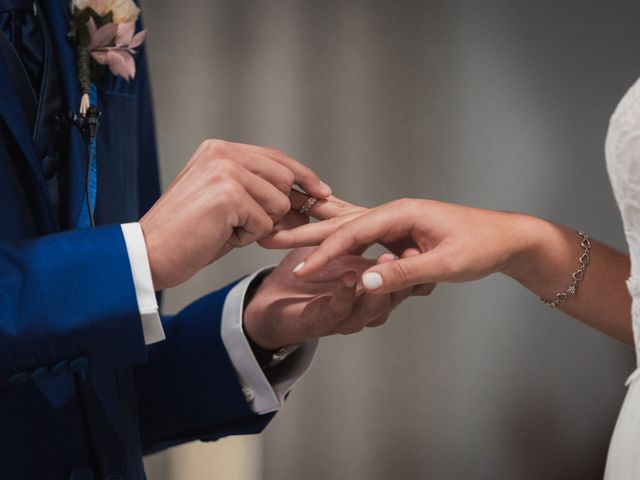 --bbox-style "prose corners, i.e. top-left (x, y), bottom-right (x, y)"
top-left (504, 217), bottom-right (633, 344)
top-left (268, 196), bottom-right (633, 344)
